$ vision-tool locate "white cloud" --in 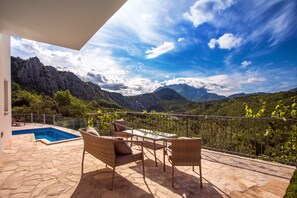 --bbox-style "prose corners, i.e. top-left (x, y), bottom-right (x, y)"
top-left (158, 71), bottom-right (267, 96)
top-left (242, 0), bottom-right (297, 47)
top-left (246, 77), bottom-right (265, 83)
top-left (241, 60), bottom-right (252, 68)
top-left (208, 38), bottom-right (217, 49)
top-left (145, 42), bottom-right (175, 59)
top-left (178, 37), bottom-right (184, 42)
top-left (208, 33), bottom-right (242, 50)
top-left (184, 0), bottom-right (234, 28)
